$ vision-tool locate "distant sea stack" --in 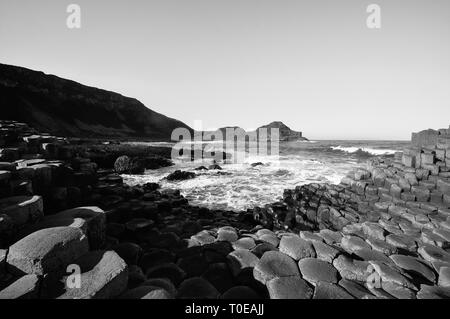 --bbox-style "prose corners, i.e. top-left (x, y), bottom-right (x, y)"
top-left (201, 121), bottom-right (307, 142)
top-left (257, 121), bottom-right (307, 142)
top-left (0, 63), bottom-right (192, 140)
